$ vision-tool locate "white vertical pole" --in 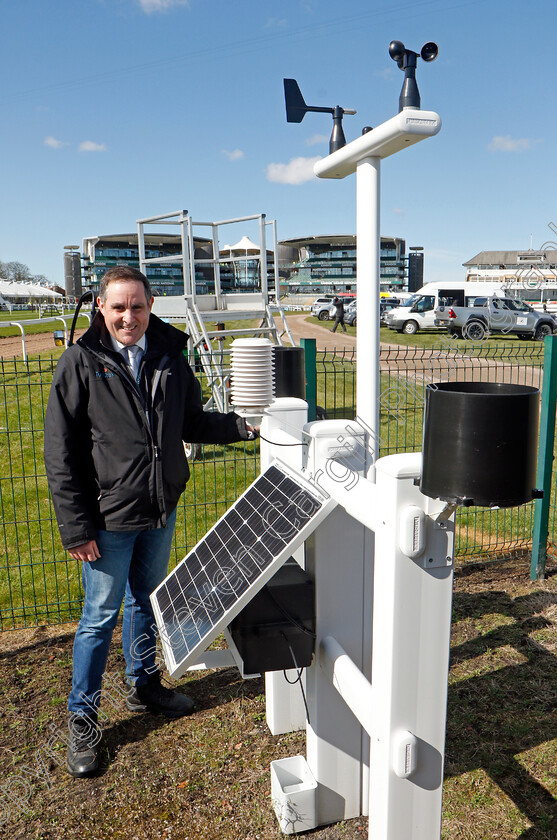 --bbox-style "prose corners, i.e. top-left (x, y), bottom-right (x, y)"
top-left (260, 213), bottom-right (268, 300)
top-left (356, 155), bottom-right (381, 815)
top-left (272, 218), bottom-right (279, 300)
top-left (356, 156), bottom-right (381, 477)
top-left (137, 221), bottom-right (147, 277)
top-left (370, 455), bottom-right (454, 840)
top-left (211, 222), bottom-right (222, 309)
top-left (261, 398), bottom-right (309, 736)
top-left (180, 212), bottom-right (191, 298)
top-left (187, 216), bottom-right (196, 306)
